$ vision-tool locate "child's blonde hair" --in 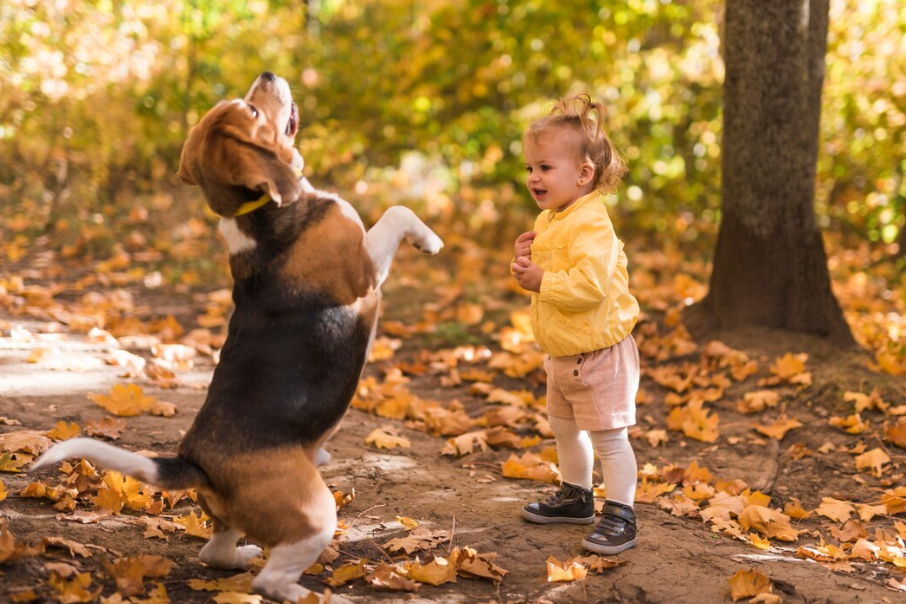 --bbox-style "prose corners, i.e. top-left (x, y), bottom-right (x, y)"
top-left (524, 92), bottom-right (627, 193)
